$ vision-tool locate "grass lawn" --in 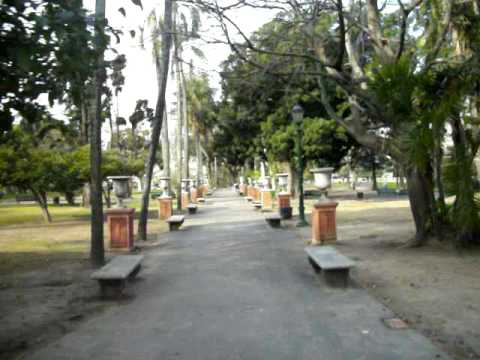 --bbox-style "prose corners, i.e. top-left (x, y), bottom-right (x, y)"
top-left (0, 194), bottom-right (170, 275)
